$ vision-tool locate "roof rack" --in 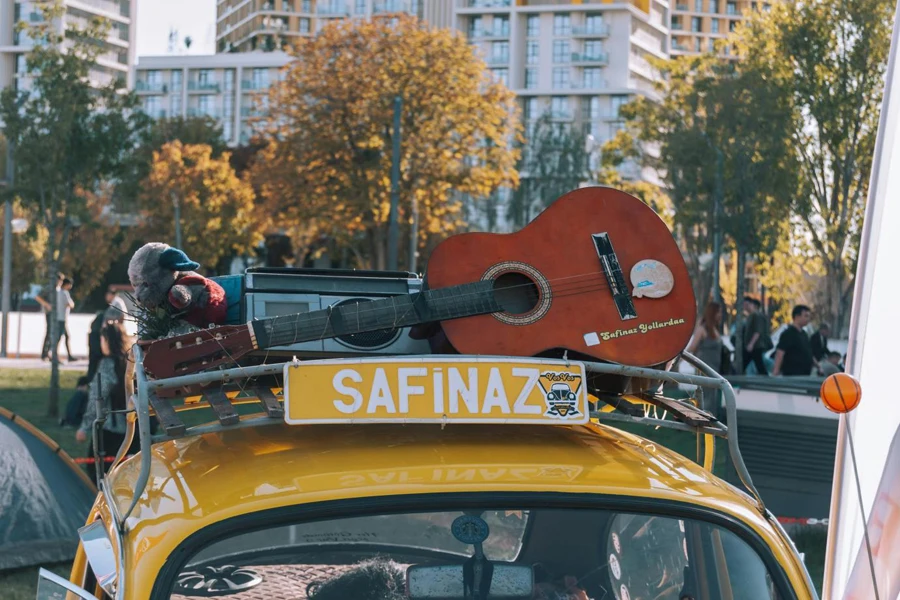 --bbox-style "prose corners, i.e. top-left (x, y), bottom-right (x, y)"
top-left (106, 347), bottom-right (764, 532)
